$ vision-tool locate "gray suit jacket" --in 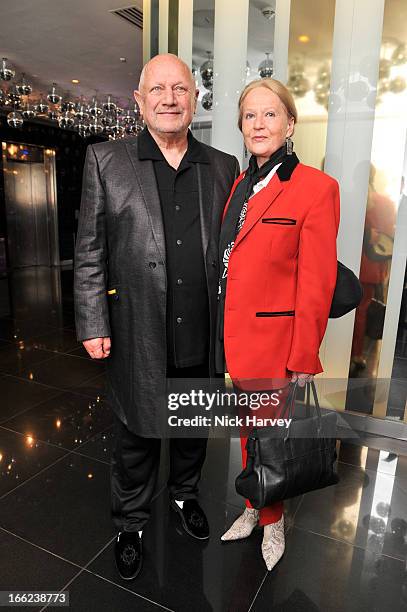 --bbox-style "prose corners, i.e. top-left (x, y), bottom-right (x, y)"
top-left (74, 134), bottom-right (239, 435)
